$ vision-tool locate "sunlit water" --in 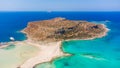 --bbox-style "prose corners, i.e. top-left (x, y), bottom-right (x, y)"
top-left (0, 44), bottom-right (39, 68)
top-left (0, 12), bottom-right (120, 68)
top-left (35, 13), bottom-right (120, 68)
top-left (35, 24), bottom-right (120, 68)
